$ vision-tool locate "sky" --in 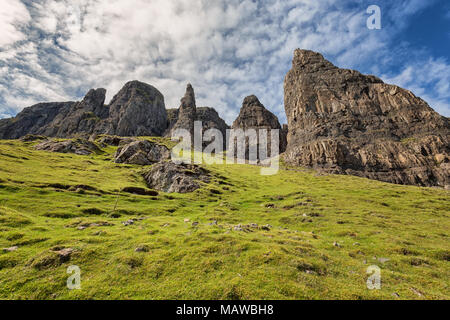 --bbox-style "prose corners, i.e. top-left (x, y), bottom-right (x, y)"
top-left (0, 0), bottom-right (449, 125)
